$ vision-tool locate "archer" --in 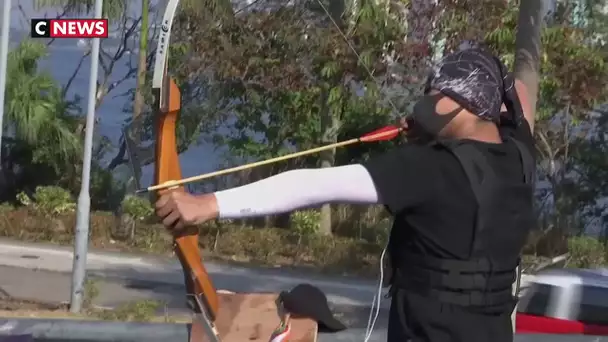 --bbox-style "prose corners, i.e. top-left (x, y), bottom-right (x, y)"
top-left (155, 45), bottom-right (536, 342)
